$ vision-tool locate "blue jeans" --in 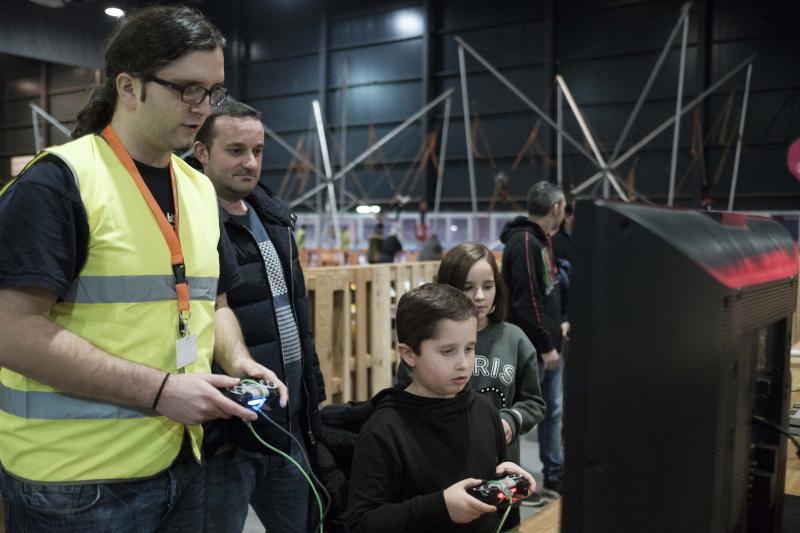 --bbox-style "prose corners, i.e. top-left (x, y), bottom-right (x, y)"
top-left (538, 357), bottom-right (565, 481)
top-left (204, 429), bottom-right (311, 533)
top-left (0, 443), bottom-right (203, 532)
